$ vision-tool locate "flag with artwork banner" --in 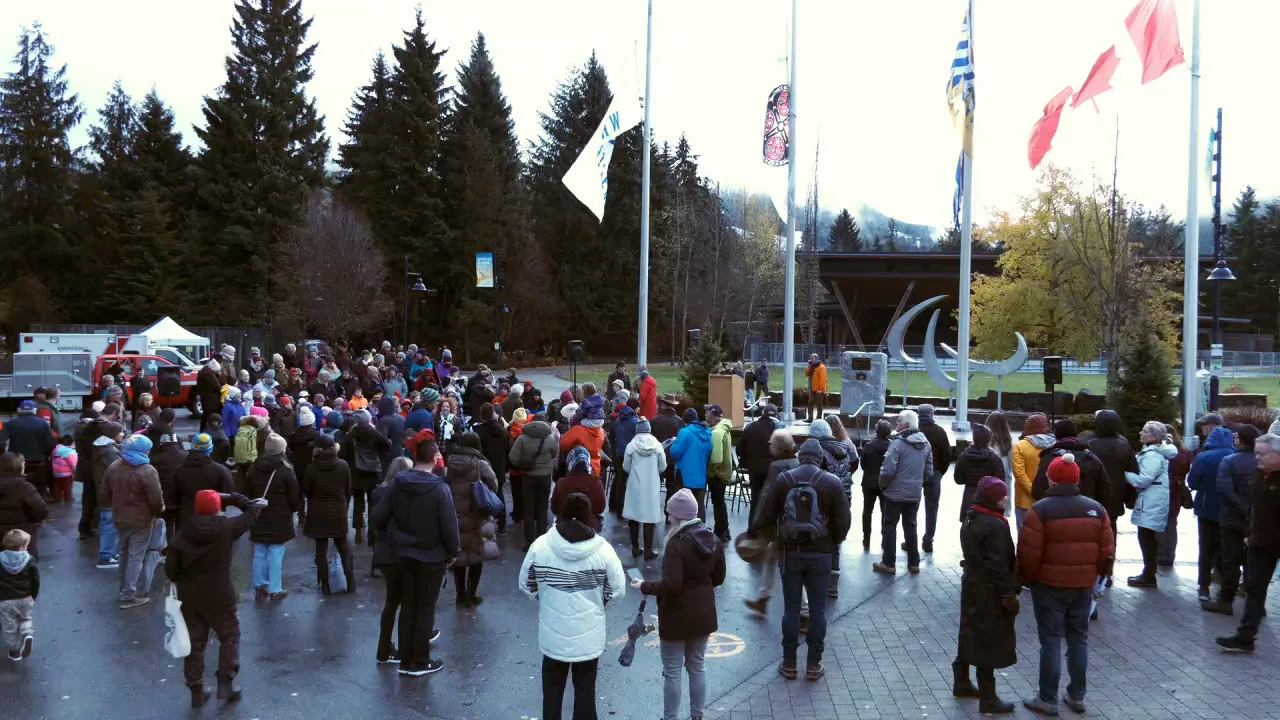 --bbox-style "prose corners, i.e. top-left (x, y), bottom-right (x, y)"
top-left (562, 87), bottom-right (642, 222)
top-left (946, 10), bottom-right (974, 224)
top-left (761, 84), bottom-right (791, 221)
